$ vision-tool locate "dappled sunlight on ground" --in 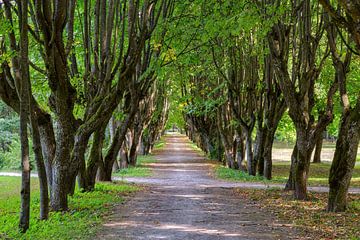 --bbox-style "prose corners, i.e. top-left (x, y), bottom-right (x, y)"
top-left (97, 134), bottom-right (299, 239)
